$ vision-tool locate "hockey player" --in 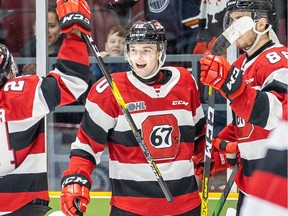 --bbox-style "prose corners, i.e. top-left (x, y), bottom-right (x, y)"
top-left (240, 117), bottom-right (288, 216)
top-left (0, 0), bottom-right (91, 215)
top-left (199, 0), bottom-right (288, 215)
top-left (60, 20), bottom-right (228, 216)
